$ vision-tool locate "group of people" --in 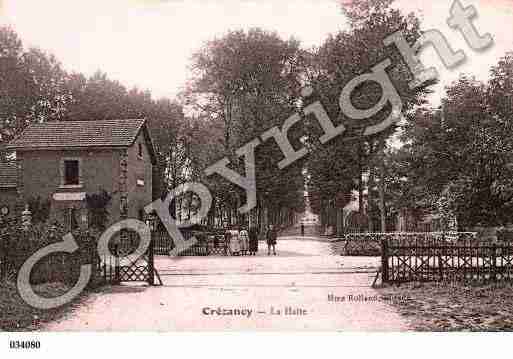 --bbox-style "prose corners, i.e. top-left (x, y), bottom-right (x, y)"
top-left (225, 225), bottom-right (278, 256)
top-left (225, 227), bottom-right (258, 256)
